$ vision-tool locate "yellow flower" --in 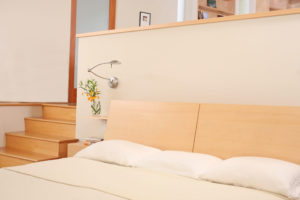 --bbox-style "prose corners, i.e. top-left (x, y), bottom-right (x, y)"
top-left (88, 96), bottom-right (96, 102)
top-left (97, 96), bottom-right (100, 99)
top-left (90, 91), bottom-right (94, 96)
